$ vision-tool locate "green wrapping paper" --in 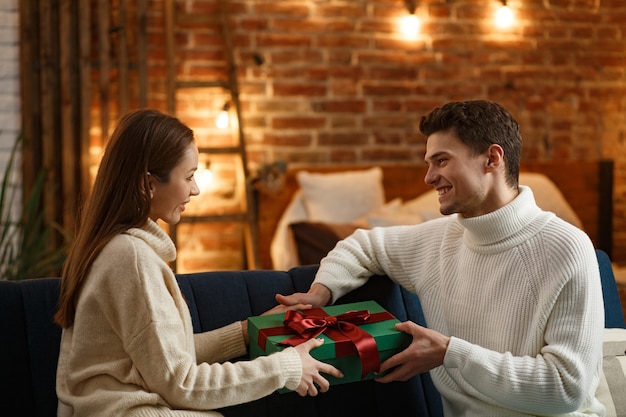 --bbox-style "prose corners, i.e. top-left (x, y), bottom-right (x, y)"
top-left (248, 300), bottom-right (411, 390)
